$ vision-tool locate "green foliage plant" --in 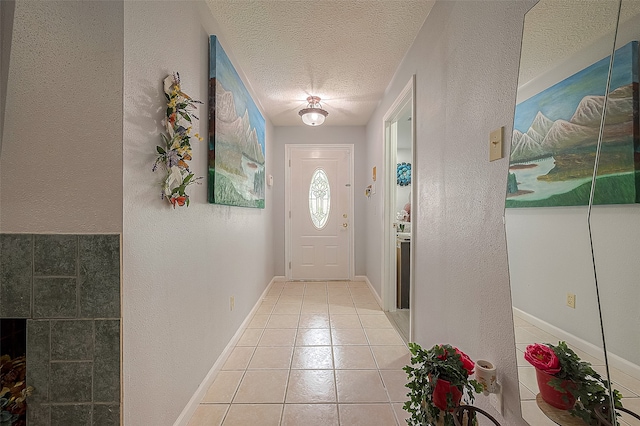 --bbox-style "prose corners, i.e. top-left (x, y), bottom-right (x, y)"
top-left (403, 343), bottom-right (483, 426)
top-left (547, 342), bottom-right (622, 425)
